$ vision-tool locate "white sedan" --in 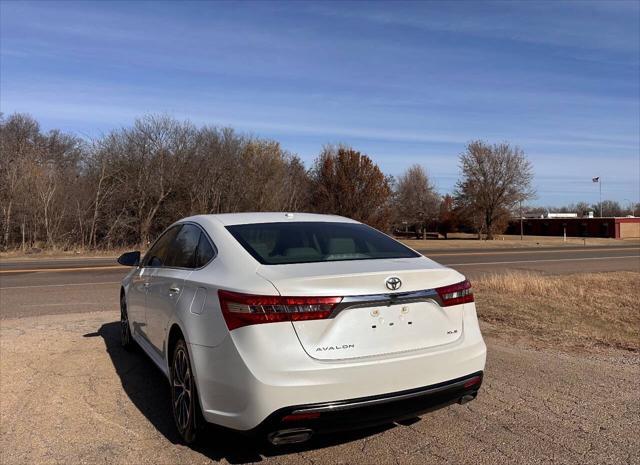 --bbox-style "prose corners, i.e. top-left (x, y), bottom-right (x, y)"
top-left (118, 213), bottom-right (486, 445)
